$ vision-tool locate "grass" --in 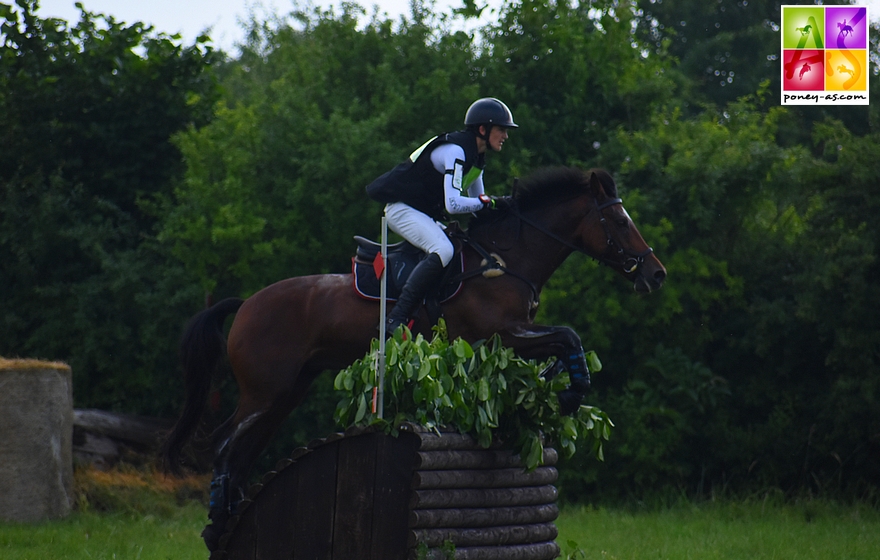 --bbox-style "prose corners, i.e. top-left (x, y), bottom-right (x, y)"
top-left (2, 466), bottom-right (878, 560)
top-left (556, 499), bottom-right (880, 560)
top-left (0, 465), bottom-right (210, 560)
top-left (0, 505), bottom-right (207, 560)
